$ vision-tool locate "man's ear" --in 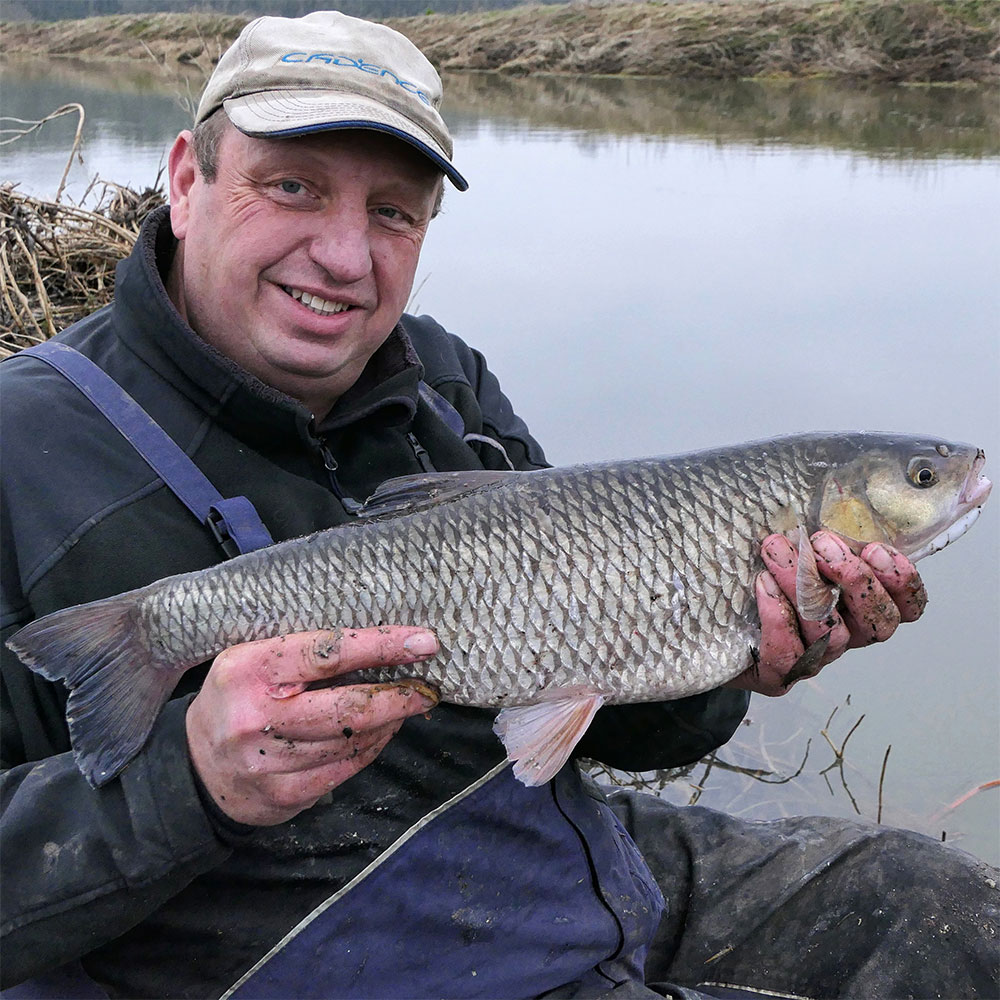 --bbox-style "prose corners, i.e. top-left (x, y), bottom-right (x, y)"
top-left (168, 130), bottom-right (197, 239)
